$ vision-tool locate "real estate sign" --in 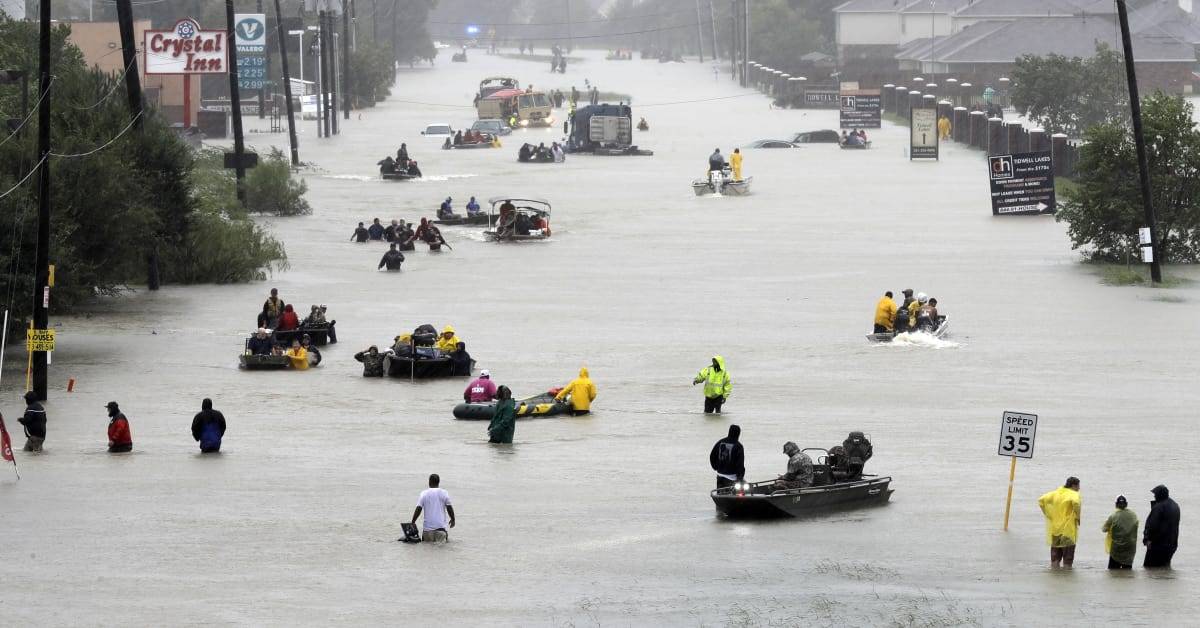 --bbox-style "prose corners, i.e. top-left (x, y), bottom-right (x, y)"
top-left (839, 89), bottom-right (881, 129)
top-left (910, 108), bottom-right (938, 160)
top-left (987, 150), bottom-right (1056, 215)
